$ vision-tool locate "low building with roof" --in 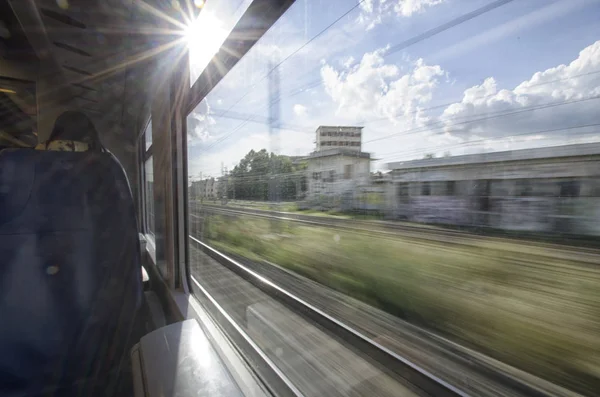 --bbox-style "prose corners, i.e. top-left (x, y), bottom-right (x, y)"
top-left (385, 143), bottom-right (600, 234)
